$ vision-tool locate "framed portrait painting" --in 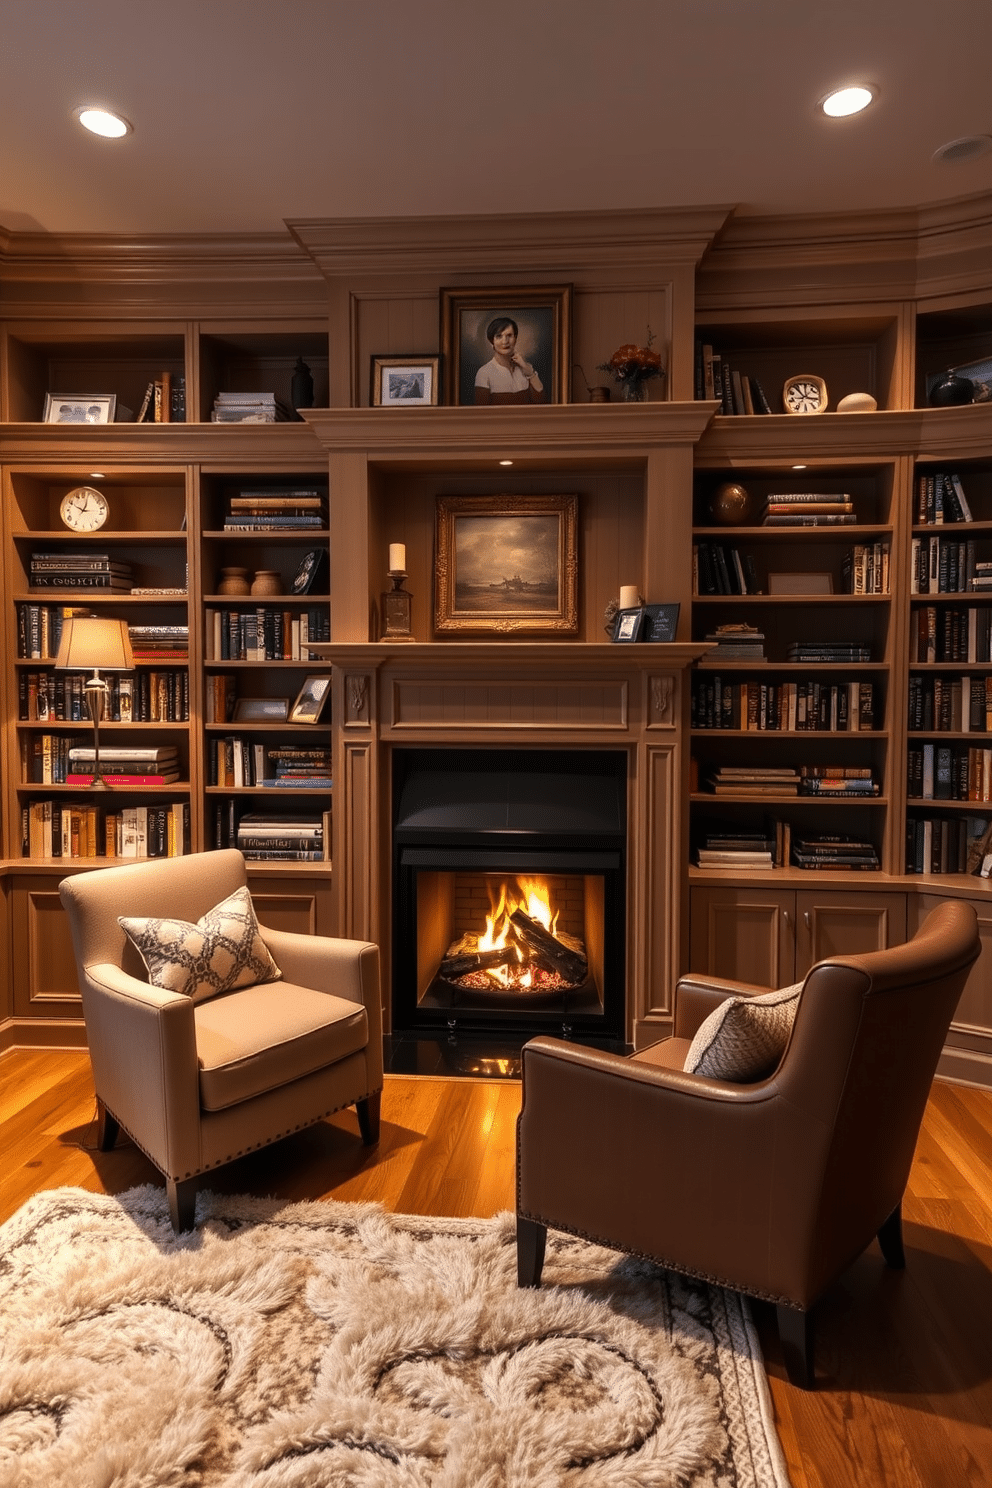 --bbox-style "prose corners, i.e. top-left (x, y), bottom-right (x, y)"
top-left (434, 493), bottom-right (578, 636)
top-left (440, 286), bottom-right (571, 407)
